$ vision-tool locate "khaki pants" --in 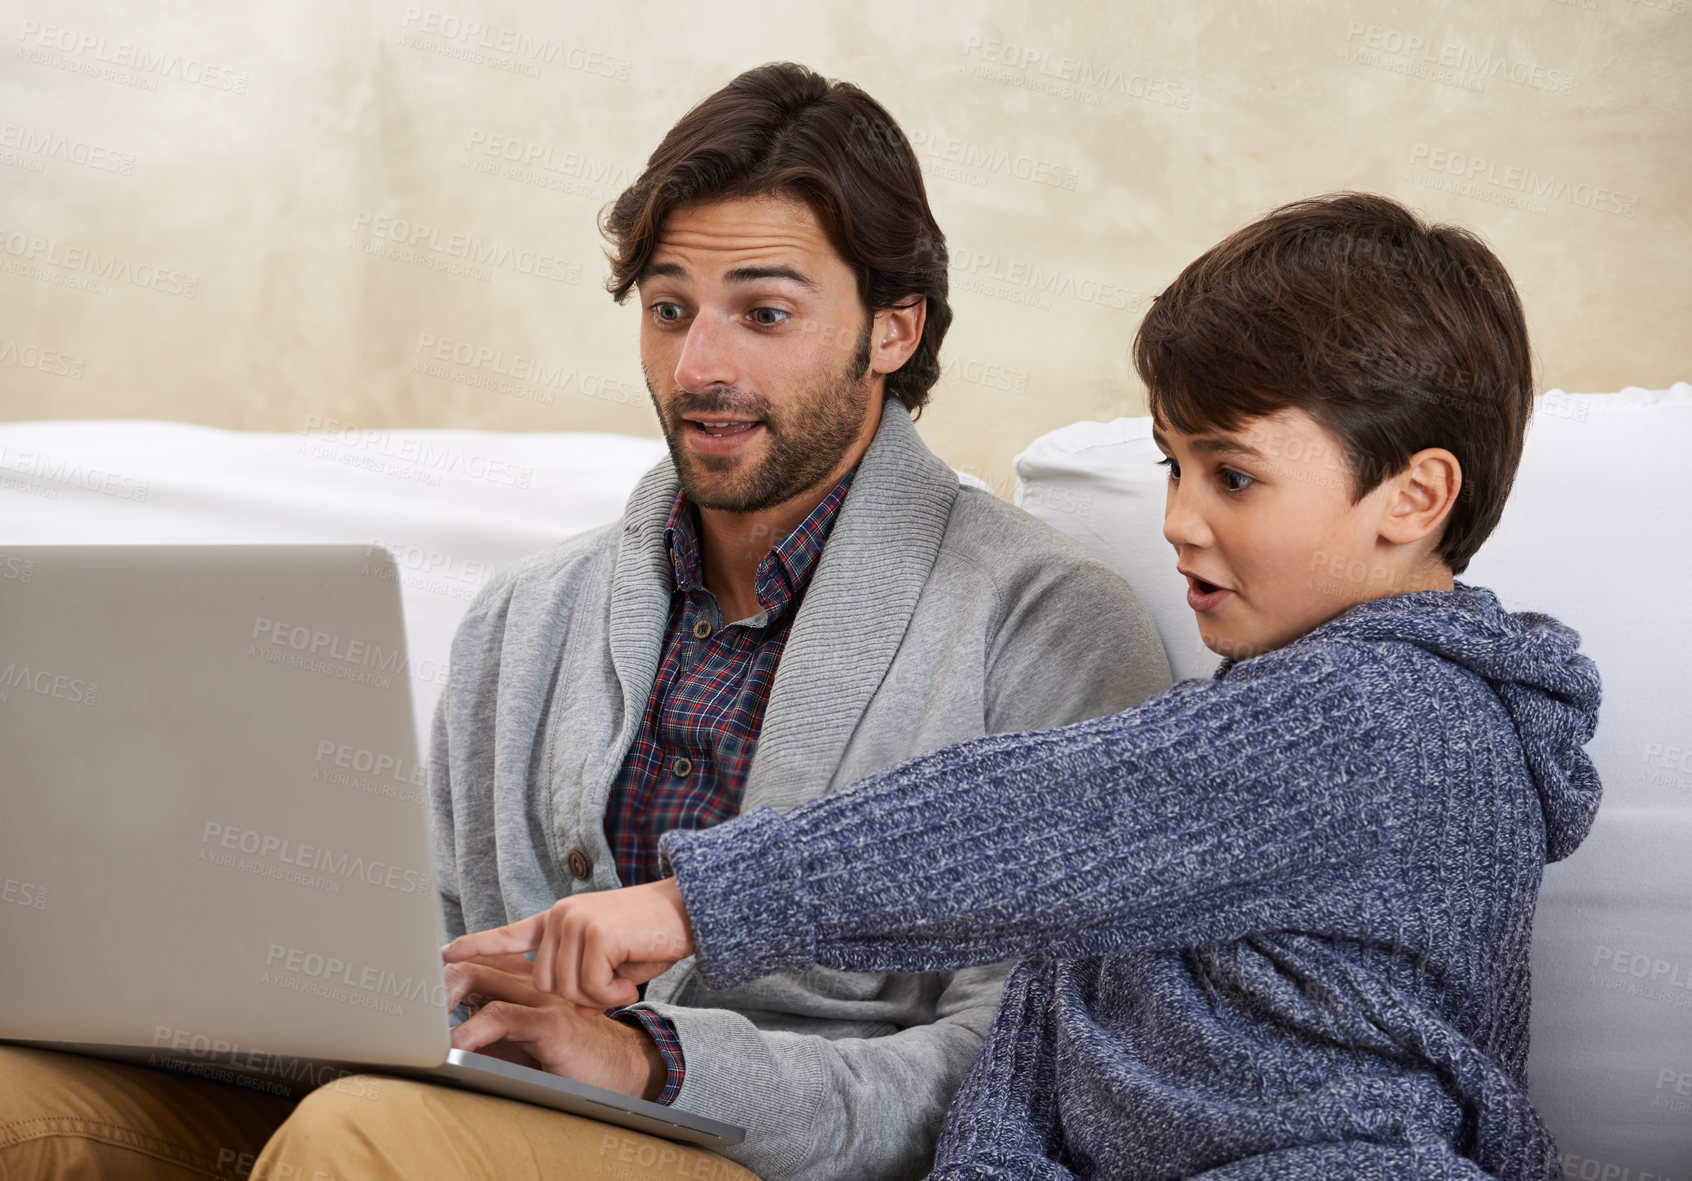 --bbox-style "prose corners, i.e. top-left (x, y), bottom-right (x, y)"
top-left (0, 1047), bottom-right (757, 1180)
